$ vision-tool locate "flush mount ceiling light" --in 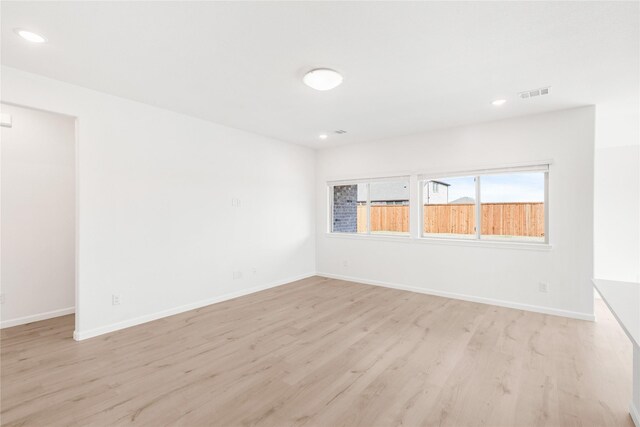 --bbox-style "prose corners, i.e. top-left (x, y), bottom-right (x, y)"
top-left (492, 99), bottom-right (507, 106)
top-left (14, 29), bottom-right (47, 43)
top-left (303, 68), bottom-right (343, 91)
top-left (318, 134), bottom-right (328, 140)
